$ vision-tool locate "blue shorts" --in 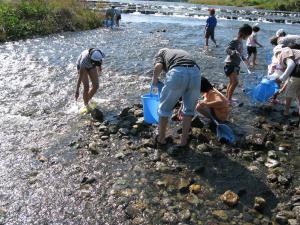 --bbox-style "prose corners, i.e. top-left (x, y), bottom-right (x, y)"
top-left (158, 66), bottom-right (201, 117)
